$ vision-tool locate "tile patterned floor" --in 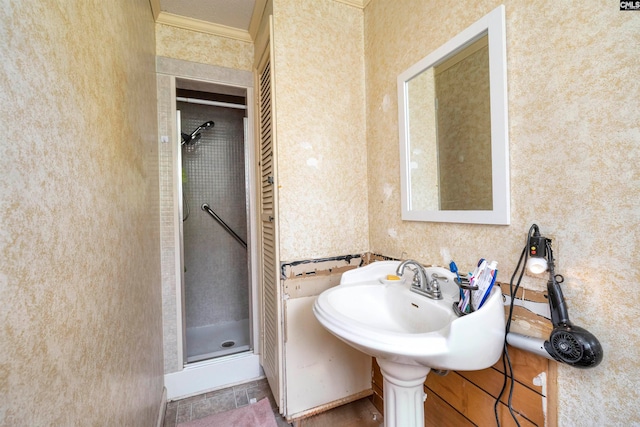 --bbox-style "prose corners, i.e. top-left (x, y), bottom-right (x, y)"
top-left (163, 378), bottom-right (290, 427)
top-left (163, 378), bottom-right (383, 427)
